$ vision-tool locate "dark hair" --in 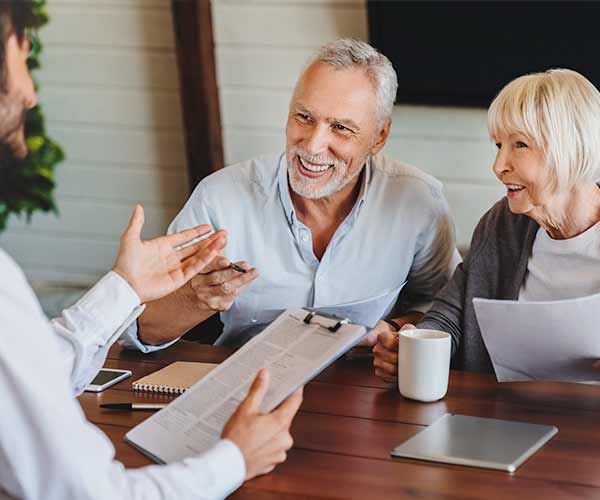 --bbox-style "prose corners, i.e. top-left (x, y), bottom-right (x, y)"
top-left (0, 1), bottom-right (38, 90)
